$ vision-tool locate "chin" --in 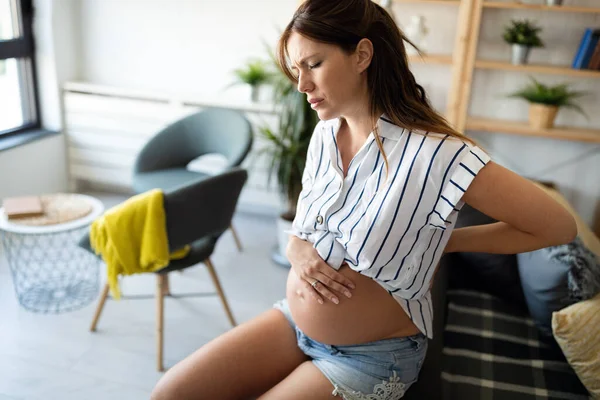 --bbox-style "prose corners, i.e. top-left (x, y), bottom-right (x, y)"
top-left (315, 108), bottom-right (338, 122)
